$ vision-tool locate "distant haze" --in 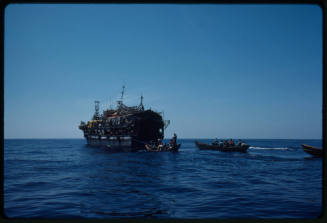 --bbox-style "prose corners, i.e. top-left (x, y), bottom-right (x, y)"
top-left (4, 4), bottom-right (322, 139)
